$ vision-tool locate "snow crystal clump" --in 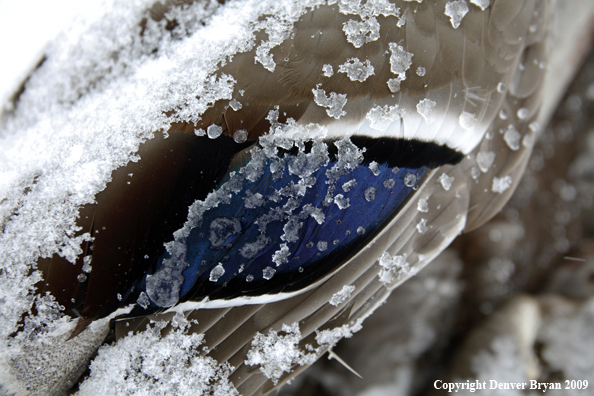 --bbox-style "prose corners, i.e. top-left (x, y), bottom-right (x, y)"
top-left (82, 256), bottom-right (92, 273)
top-left (417, 198), bottom-right (429, 212)
top-left (417, 98), bottom-right (437, 124)
top-left (416, 218), bottom-right (429, 234)
top-left (366, 104), bottom-right (401, 131)
top-left (445, 0), bottom-right (469, 29)
top-left (476, 151), bottom-right (496, 172)
top-left (342, 179), bottom-right (357, 192)
top-left (244, 191), bottom-right (264, 209)
top-left (315, 319), bottom-right (364, 347)
top-left (342, 17), bottom-right (381, 48)
top-left (378, 252), bottom-right (413, 285)
top-left (322, 64), bottom-right (334, 77)
top-left (438, 173), bottom-right (454, 191)
top-left (77, 321), bottom-right (238, 396)
top-left (338, 58), bottom-right (375, 82)
top-left (272, 243), bottom-right (290, 266)
top-left (312, 86), bottom-right (348, 119)
top-left (503, 125), bottom-right (522, 151)
top-left (492, 176), bottom-right (513, 193)
top-left (388, 43), bottom-right (413, 79)
top-left (329, 285), bottom-right (356, 306)
top-left (245, 323), bottom-right (317, 385)
top-left (334, 194), bottom-right (350, 209)
top-left (416, 66), bottom-right (426, 76)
